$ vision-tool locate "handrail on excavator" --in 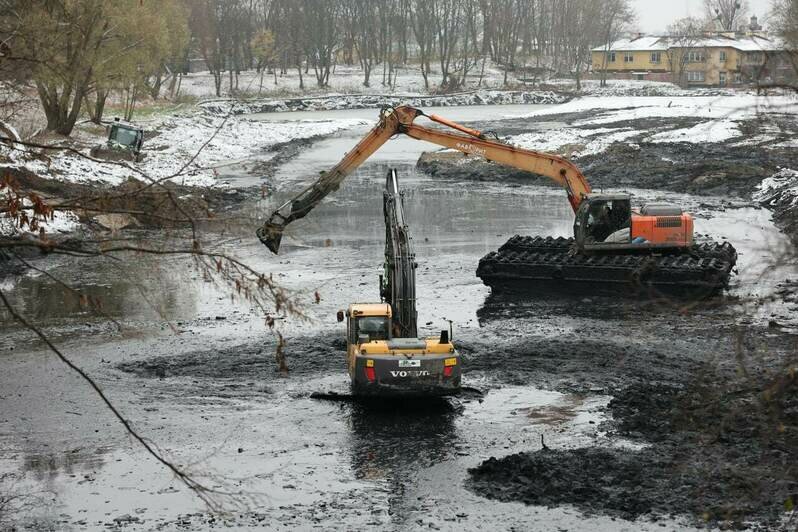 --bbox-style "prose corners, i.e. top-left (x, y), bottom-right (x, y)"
top-left (257, 105), bottom-right (592, 254)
